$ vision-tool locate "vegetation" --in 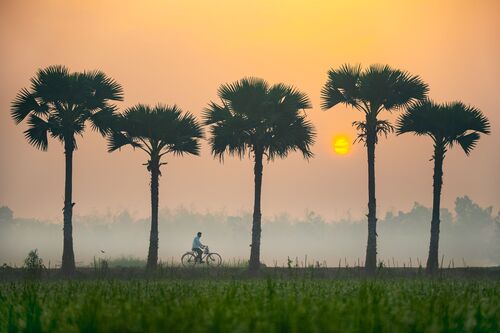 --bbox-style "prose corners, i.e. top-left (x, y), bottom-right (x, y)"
top-left (9, 65), bottom-right (494, 276)
top-left (4, 64), bottom-right (498, 333)
top-left (203, 77), bottom-right (315, 271)
top-left (0, 279), bottom-right (498, 333)
top-left (1, 196), bottom-right (499, 269)
top-left (321, 64), bottom-right (428, 274)
top-left (106, 256), bottom-right (146, 268)
top-left (11, 65), bottom-right (123, 275)
top-left (108, 104), bottom-right (203, 270)
top-left (397, 100), bottom-right (491, 273)
top-left (23, 250), bottom-right (45, 280)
